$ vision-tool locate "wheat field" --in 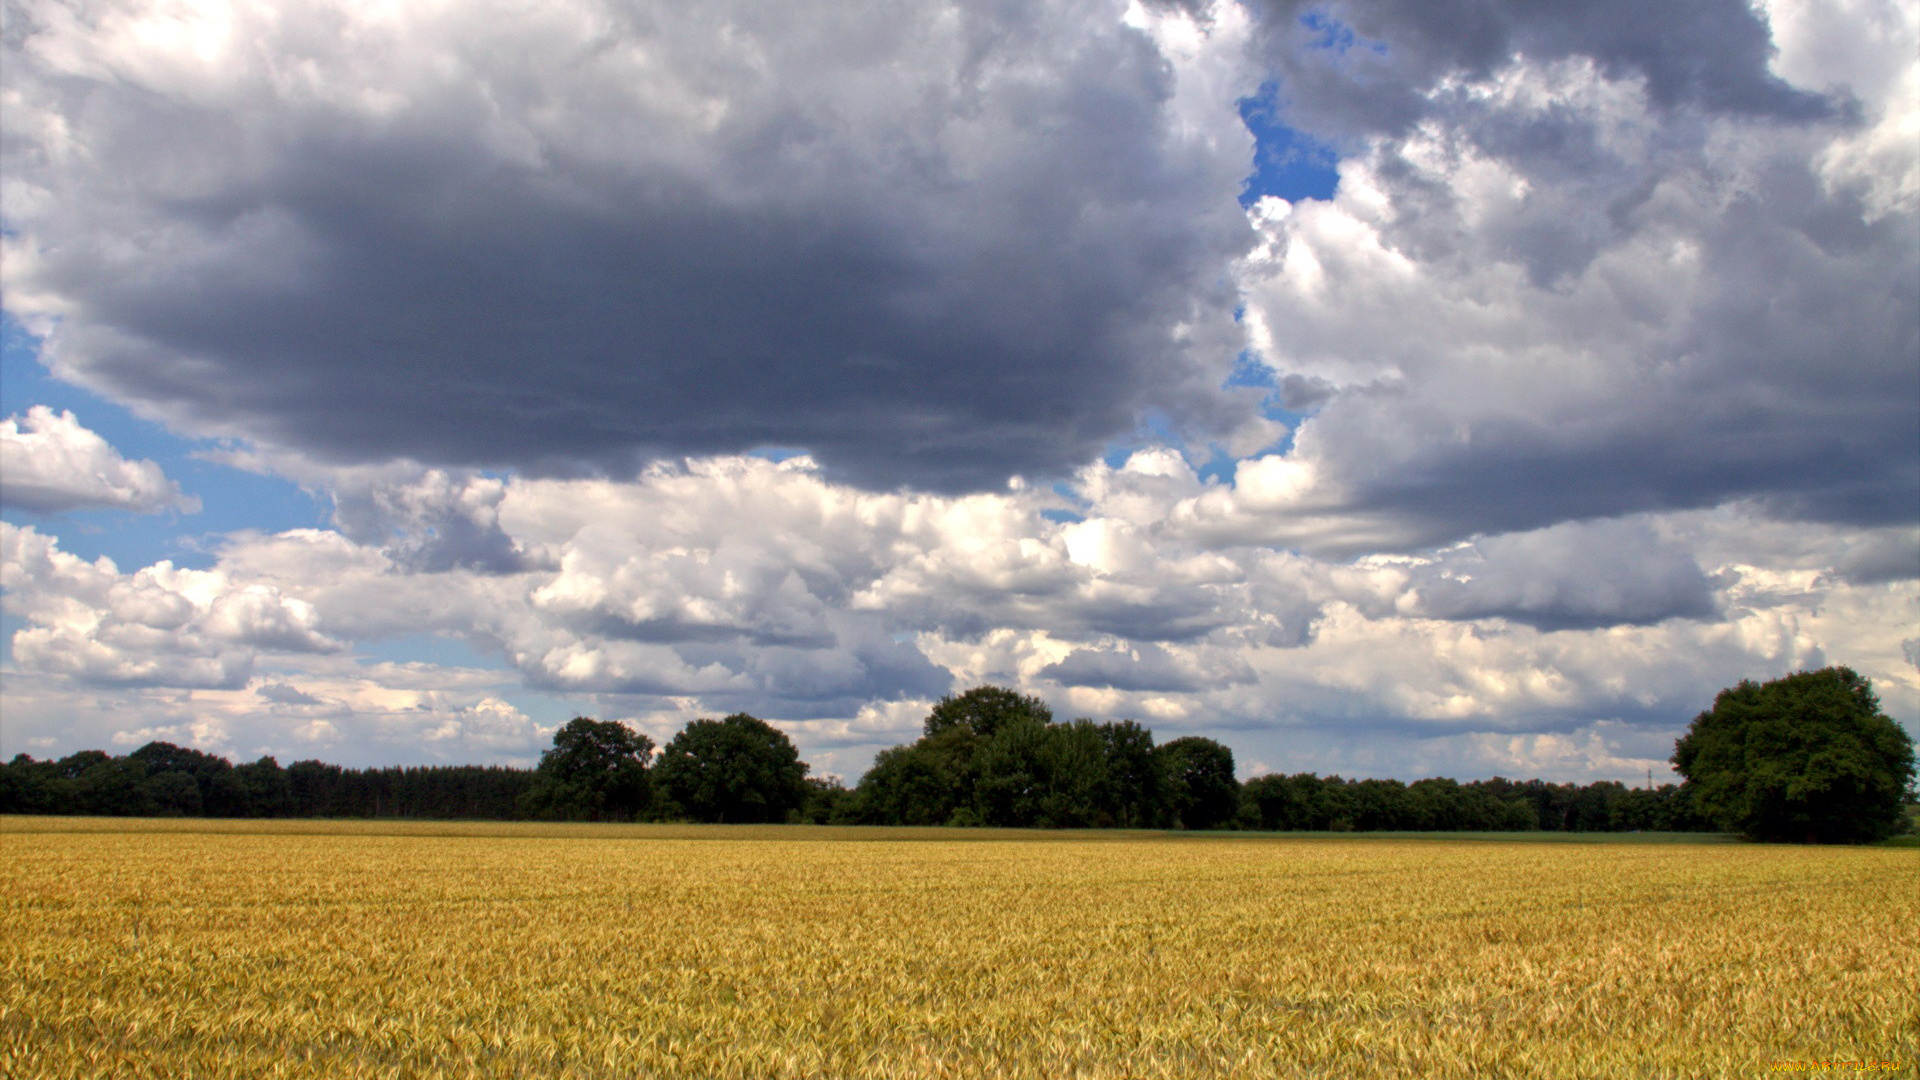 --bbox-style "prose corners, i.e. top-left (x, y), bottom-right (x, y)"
top-left (2, 818), bottom-right (1913, 1079)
